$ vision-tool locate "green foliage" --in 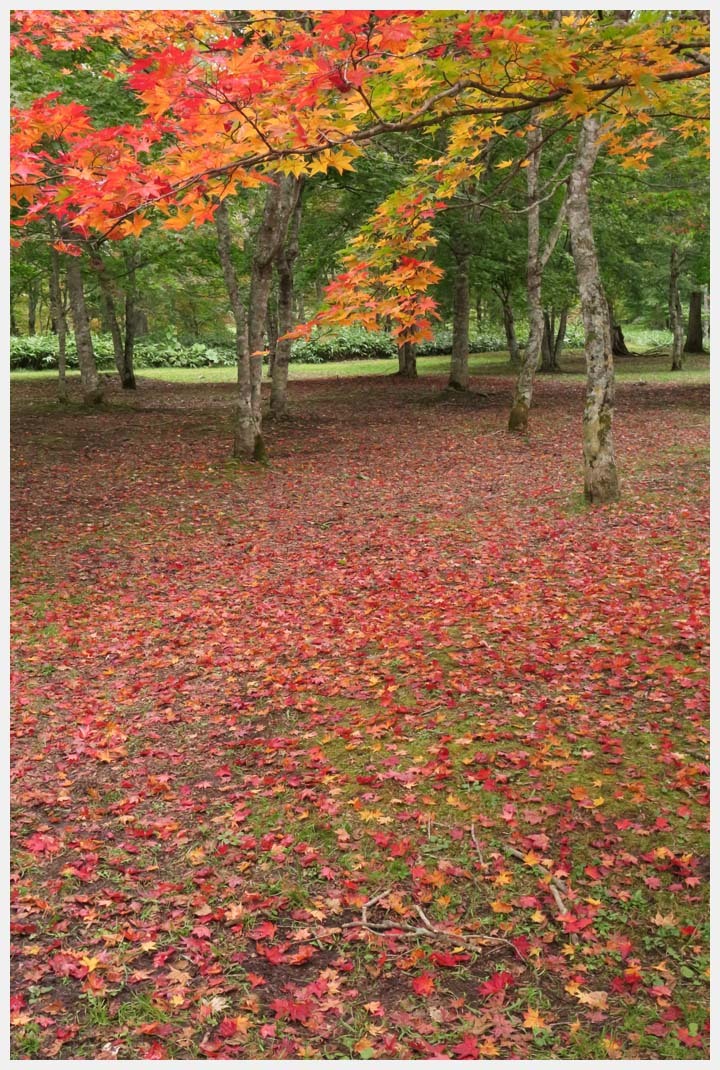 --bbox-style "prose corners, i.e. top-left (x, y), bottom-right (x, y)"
top-left (9, 331), bottom-right (237, 371)
top-left (289, 326), bottom-right (397, 363)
